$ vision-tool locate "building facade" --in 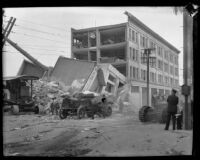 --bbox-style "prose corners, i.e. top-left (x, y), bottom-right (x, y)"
top-left (71, 12), bottom-right (180, 110)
